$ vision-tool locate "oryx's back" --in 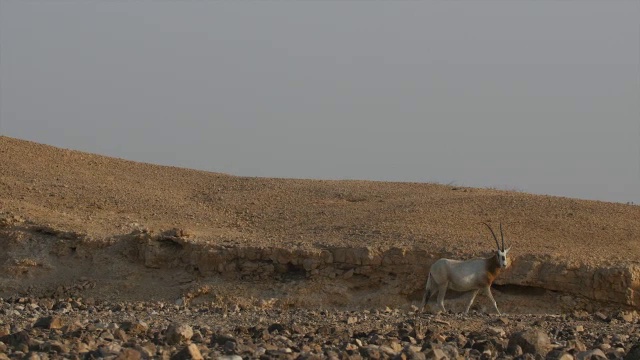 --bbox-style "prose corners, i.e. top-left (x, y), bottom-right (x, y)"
top-left (430, 257), bottom-right (492, 292)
